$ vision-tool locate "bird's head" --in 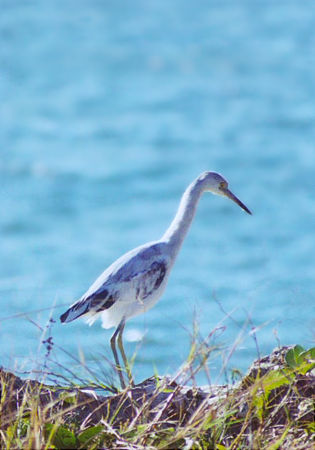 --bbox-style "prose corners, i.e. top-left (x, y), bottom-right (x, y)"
top-left (199, 171), bottom-right (252, 215)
